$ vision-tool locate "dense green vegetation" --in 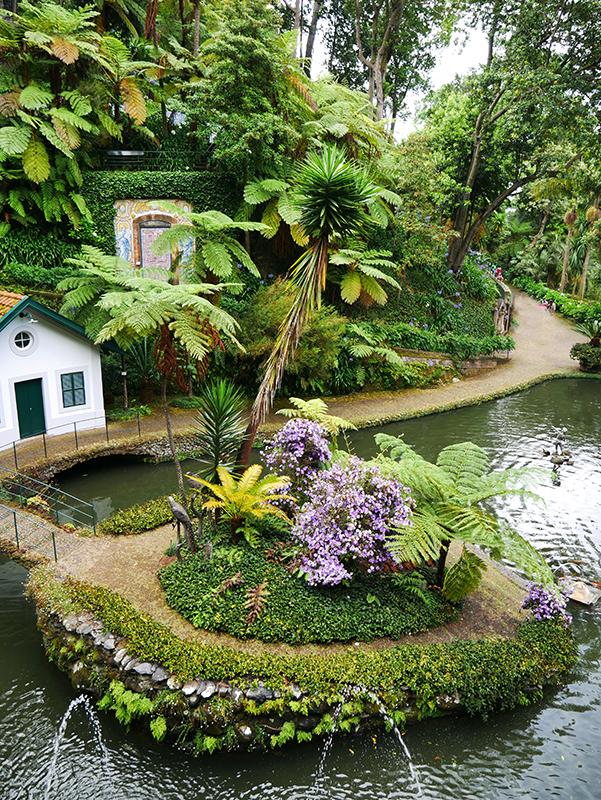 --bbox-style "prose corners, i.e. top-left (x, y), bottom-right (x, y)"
top-left (159, 537), bottom-right (458, 645)
top-left (11, 0), bottom-right (597, 404)
top-left (3, 1), bottom-right (589, 751)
